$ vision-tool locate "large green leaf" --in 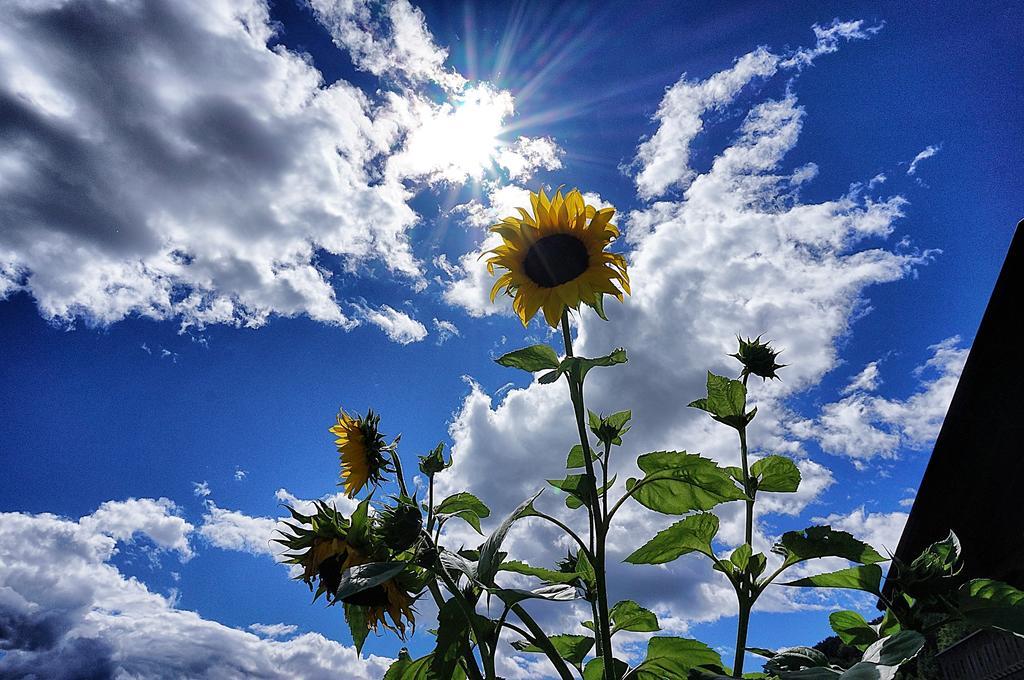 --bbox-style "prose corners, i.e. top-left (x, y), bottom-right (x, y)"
top-left (496, 345), bottom-right (560, 372)
top-left (773, 526), bottom-right (886, 568)
top-left (436, 492), bottom-right (490, 519)
top-left (561, 348), bottom-right (628, 384)
top-left (344, 603), bottom-right (370, 656)
top-left (547, 474), bottom-right (592, 509)
top-left (609, 600), bottom-right (660, 634)
top-left (494, 584), bottom-right (577, 606)
top-left (828, 611), bottom-right (878, 650)
top-left (783, 565), bottom-right (884, 596)
top-left (625, 637), bottom-right (723, 680)
top-left (566, 444), bottom-right (598, 469)
top-left (478, 492), bottom-right (541, 585)
top-left (625, 513), bottom-right (719, 565)
top-left (628, 452), bottom-right (746, 515)
top-left (750, 455), bottom-right (801, 493)
top-left (334, 562), bottom-right (407, 601)
top-left (583, 657), bottom-right (628, 680)
top-left (959, 578), bottom-right (1024, 634)
top-left (431, 598), bottom-right (469, 679)
top-left (860, 631), bottom-right (925, 666)
top-left (688, 372), bottom-right (753, 430)
top-left (383, 650), bottom-right (468, 680)
top-left (764, 647), bottom-right (830, 673)
top-left (499, 560), bottom-right (580, 584)
top-left (512, 634), bottom-right (594, 665)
